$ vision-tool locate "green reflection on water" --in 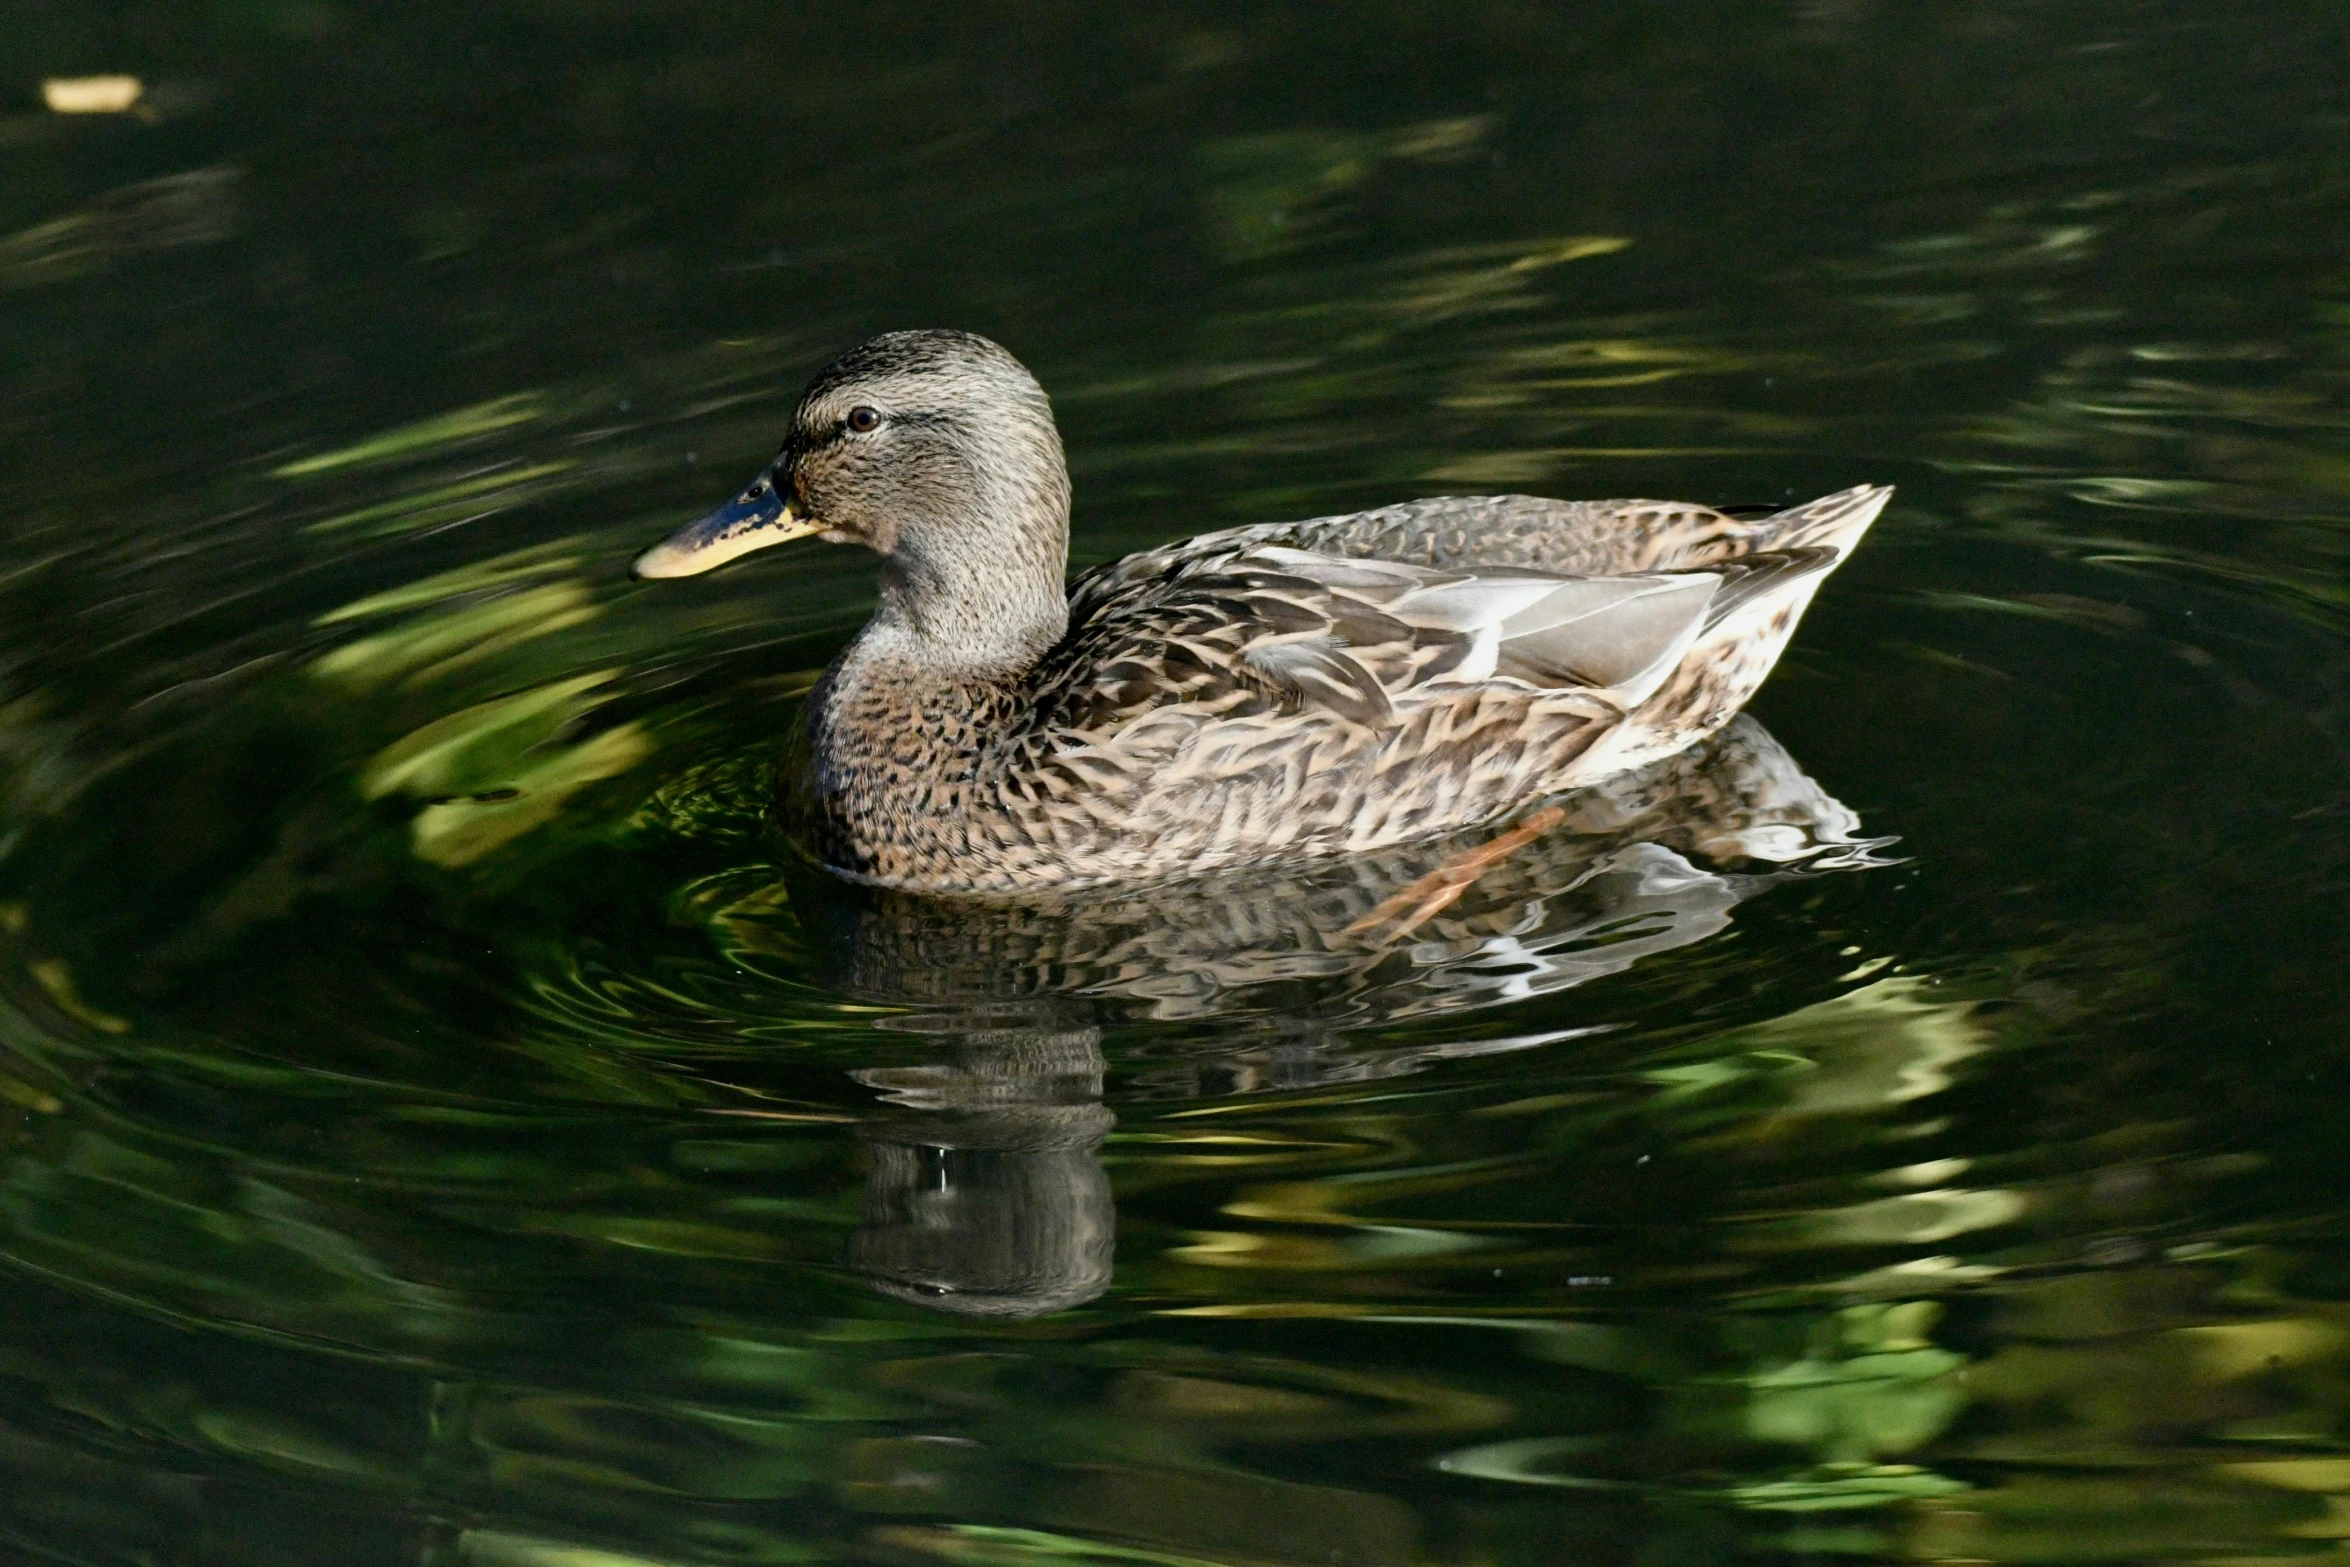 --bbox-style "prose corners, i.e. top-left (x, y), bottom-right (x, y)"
top-left (3, 1), bottom-right (2350, 1564)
